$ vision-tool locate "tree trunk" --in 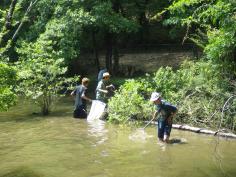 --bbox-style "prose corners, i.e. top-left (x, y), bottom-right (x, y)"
top-left (12, 0), bottom-right (39, 41)
top-left (105, 32), bottom-right (113, 73)
top-left (0, 0), bottom-right (38, 59)
top-left (110, 0), bottom-right (121, 75)
top-left (113, 35), bottom-right (119, 75)
top-left (5, 0), bottom-right (18, 29)
top-left (92, 29), bottom-right (100, 72)
top-left (137, 0), bottom-right (149, 47)
top-left (0, 0), bottom-right (17, 48)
